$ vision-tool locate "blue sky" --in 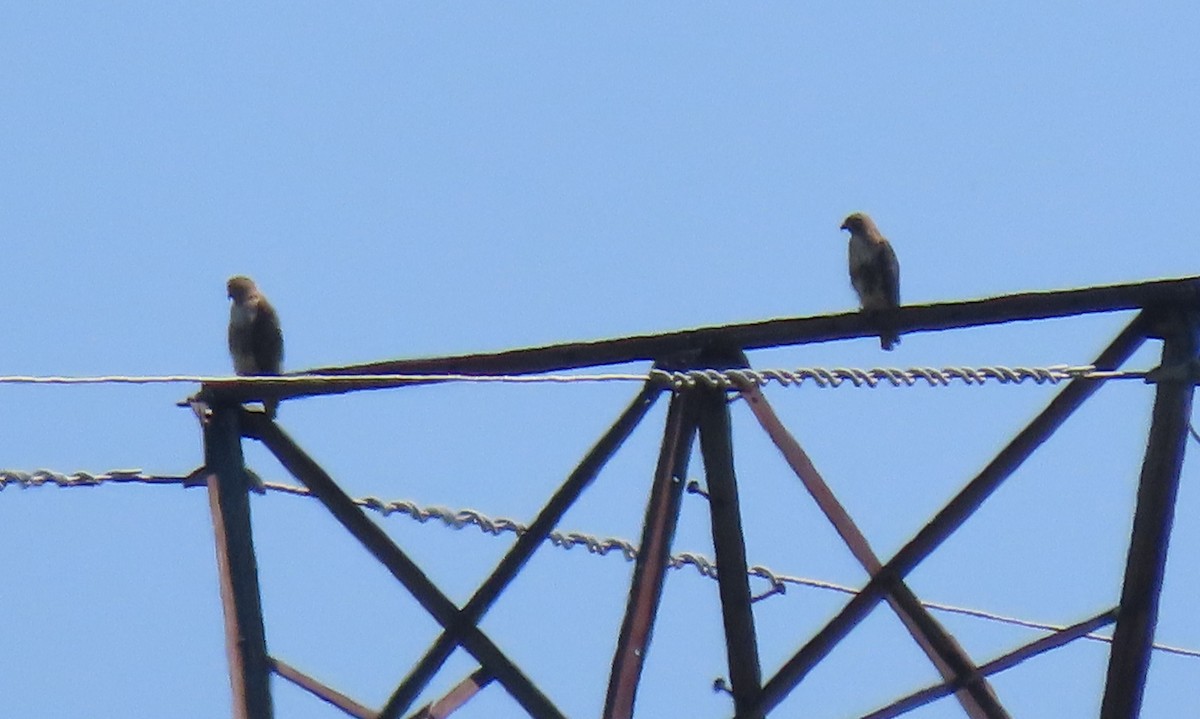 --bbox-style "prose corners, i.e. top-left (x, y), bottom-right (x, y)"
top-left (2, 3), bottom-right (1199, 718)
